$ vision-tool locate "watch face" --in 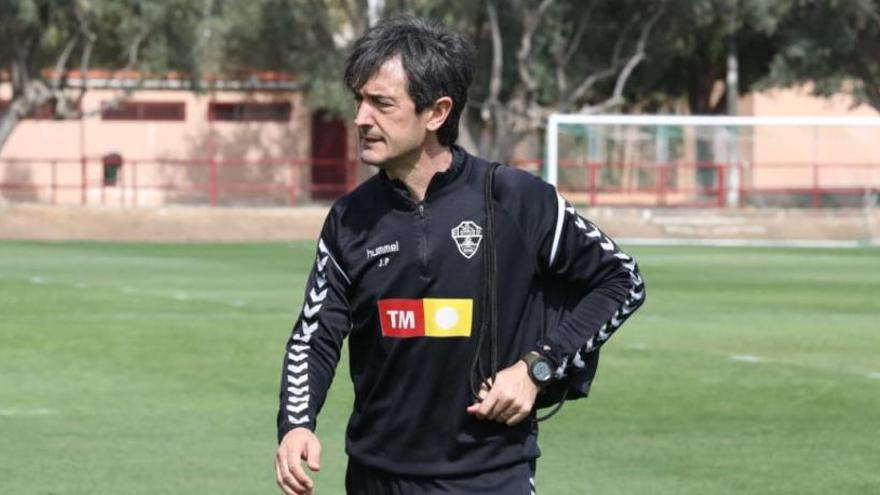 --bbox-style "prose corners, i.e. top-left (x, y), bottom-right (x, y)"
top-left (532, 360), bottom-right (553, 382)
